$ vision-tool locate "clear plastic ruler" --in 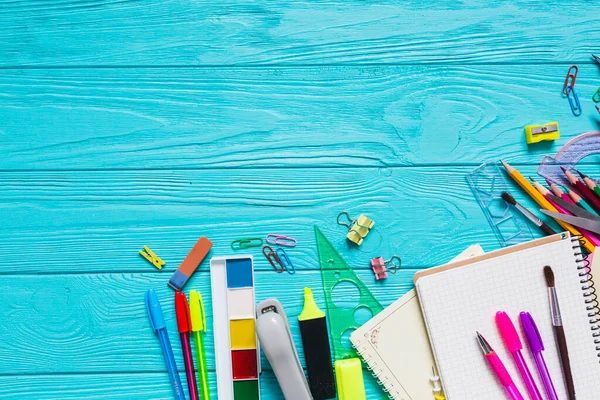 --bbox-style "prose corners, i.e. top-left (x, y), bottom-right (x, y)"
top-left (537, 131), bottom-right (600, 187)
top-left (467, 162), bottom-right (534, 247)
